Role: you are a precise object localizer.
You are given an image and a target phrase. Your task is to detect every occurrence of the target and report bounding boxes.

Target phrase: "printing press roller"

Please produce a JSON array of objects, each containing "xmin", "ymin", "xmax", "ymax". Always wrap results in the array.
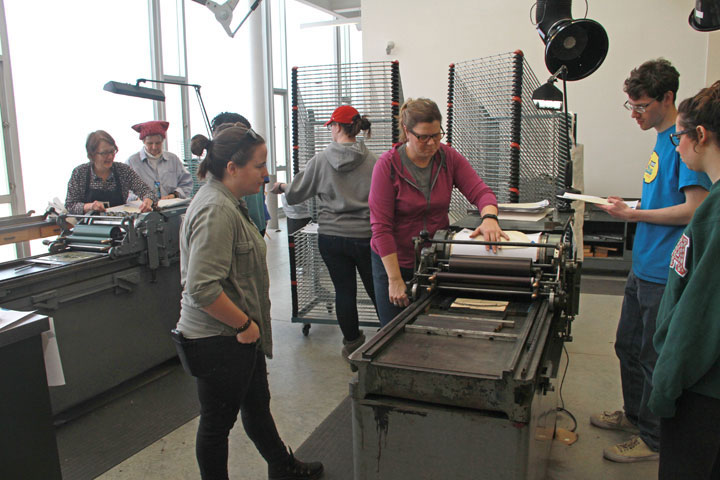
[{"xmin": 411, "ymin": 229, "xmax": 577, "ymax": 313}]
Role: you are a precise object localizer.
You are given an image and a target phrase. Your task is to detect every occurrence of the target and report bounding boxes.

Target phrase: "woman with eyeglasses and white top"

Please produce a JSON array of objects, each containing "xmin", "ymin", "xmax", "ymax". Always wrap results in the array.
[
  {"xmin": 65, "ymin": 130, "xmax": 156, "ymax": 215},
  {"xmin": 368, "ymin": 98, "xmax": 508, "ymax": 326}
]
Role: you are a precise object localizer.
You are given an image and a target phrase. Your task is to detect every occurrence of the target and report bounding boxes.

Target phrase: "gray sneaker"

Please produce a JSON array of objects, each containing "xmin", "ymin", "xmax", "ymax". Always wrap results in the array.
[
  {"xmin": 590, "ymin": 410, "xmax": 639, "ymax": 433},
  {"xmin": 603, "ymin": 435, "xmax": 659, "ymax": 463}
]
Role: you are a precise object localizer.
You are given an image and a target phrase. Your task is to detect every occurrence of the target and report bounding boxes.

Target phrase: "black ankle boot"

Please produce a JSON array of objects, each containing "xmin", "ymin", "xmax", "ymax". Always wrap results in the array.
[{"xmin": 268, "ymin": 448, "xmax": 324, "ymax": 480}]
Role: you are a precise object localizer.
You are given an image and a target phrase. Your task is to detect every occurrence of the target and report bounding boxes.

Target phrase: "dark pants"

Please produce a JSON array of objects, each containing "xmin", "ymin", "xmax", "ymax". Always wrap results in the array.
[
  {"xmin": 176, "ymin": 335, "xmax": 288, "ymax": 480},
  {"xmin": 615, "ymin": 271, "xmax": 664, "ymax": 451},
  {"xmin": 287, "ymin": 217, "xmax": 311, "ymax": 235},
  {"xmin": 317, "ymin": 234, "xmax": 376, "ymax": 341},
  {"xmin": 370, "ymin": 250, "xmax": 414, "ymax": 327},
  {"xmin": 659, "ymin": 390, "xmax": 720, "ymax": 480}
]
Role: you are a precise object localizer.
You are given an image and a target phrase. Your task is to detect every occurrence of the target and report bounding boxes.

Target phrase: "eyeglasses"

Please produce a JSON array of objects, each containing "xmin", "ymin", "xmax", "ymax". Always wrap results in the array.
[
  {"xmin": 408, "ymin": 127, "xmax": 445, "ymax": 143},
  {"xmin": 669, "ymin": 128, "xmax": 693, "ymax": 147},
  {"xmin": 623, "ymin": 99, "xmax": 655, "ymax": 114},
  {"xmin": 95, "ymin": 148, "xmax": 118, "ymax": 158}
]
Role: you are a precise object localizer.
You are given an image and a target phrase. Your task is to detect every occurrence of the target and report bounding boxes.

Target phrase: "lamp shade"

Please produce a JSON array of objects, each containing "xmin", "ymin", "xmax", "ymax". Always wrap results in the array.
[
  {"xmin": 689, "ymin": 0, "xmax": 720, "ymax": 31},
  {"xmin": 103, "ymin": 81, "xmax": 166, "ymax": 102},
  {"xmin": 536, "ymin": 0, "xmax": 609, "ymax": 81}
]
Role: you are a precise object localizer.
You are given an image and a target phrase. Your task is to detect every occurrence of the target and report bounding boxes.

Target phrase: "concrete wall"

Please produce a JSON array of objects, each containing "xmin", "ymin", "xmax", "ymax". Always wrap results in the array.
[{"xmin": 361, "ymin": 0, "xmax": 720, "ymax": 197}]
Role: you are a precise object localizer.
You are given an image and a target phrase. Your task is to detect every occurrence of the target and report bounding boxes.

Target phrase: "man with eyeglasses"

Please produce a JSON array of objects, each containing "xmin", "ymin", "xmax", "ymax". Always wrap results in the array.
[{"xmin": 591, "ymin": 58, "xmax": 711, "ymax": 463}]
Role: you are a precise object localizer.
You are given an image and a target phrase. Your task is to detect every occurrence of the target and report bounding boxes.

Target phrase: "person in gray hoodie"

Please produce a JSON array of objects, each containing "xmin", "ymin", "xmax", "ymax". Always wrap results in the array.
[{"xmin": 271, "ymin": 105, "xmax": 377, "ymax": 363}]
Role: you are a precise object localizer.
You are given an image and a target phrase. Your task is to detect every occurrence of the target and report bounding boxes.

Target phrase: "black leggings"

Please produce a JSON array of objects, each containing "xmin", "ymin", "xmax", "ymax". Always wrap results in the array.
[{"xmin": 659, "ymin": 390, "xmax": 720, "ymax": 480}]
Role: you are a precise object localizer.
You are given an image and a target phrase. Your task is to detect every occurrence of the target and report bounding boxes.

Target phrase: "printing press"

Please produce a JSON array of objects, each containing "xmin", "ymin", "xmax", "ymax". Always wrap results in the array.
[
  {"xmin": 349, "ymin": 211, "xmax": 581, "ymax": 480},
  {"xmin": 0, "ymin": 202, "xmax": 187, "ymax": 415}
]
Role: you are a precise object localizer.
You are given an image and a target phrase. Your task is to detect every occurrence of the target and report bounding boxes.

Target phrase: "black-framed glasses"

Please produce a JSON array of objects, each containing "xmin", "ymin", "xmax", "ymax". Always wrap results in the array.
[
  {"xmin": 669, "ymin": 128, "xmax": 693, "ymax": 147},
  {"xmin": 623, "ymin": 99, "xmax": 655, "ymax": 114},
  {"xmin": 408, "ymin": 127, "xmax": 445, "ymax": 143},
  {"xmin": 95, "ymin": 148, "xmax": 118, "ymax": 158}
]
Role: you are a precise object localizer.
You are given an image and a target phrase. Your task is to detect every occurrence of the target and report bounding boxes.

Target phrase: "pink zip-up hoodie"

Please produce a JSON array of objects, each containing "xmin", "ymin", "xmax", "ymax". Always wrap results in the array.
[{"xmin": 369, "ymin": 143, "xmax": 498, "ymax": 269}]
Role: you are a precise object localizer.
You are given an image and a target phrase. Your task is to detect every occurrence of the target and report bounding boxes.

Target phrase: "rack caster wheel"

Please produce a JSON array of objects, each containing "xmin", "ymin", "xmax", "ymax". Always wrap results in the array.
[{"xmin": 302, "ymin": 323, "xmax": 311, "ymax": 336}]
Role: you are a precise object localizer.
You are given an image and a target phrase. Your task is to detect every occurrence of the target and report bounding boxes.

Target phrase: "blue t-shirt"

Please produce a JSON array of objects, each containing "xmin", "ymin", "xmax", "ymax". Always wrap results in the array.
[{"xmin": 632, "ymin": 125, "xmax": 712, "ymax": 284}]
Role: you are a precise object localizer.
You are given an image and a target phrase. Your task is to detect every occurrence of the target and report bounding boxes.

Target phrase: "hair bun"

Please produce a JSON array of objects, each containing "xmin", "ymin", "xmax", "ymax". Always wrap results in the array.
[{"xmin": 190, "ymin": 134, "xmax": 211, "ymax": 156}]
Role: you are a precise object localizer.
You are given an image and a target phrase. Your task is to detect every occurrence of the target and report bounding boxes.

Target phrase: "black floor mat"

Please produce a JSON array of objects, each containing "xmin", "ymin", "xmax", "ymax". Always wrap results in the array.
[
  {"xmin": 295, "ymin": 396, "xmax": 353, "ymax": 480},
  {"xmin": 55, "ymin": 360, "xmax": 199, "ymax": 480}
]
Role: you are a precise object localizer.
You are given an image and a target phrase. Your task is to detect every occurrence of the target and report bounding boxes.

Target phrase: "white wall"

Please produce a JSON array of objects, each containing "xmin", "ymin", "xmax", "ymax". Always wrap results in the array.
[{"xmin": 361, "ymin": 0, "xmax": 720, "ymax": 197}]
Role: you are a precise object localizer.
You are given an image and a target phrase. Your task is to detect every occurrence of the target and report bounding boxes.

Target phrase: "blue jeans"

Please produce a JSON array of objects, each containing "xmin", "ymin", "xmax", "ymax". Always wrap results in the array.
[
  {"xmin": 615, "ymin": 270, "xmax": 664, "ymax": 451},
  {"xmin": 371, "ymin": 250, "xmax": 415, "ymax": 327},
  {"xmin": 174, "ymin": 334, "xmax": 288, "ymax": 480},
  {"xmin": 317, "ymin": 234, "xmax": 376, "ymax": 342}
]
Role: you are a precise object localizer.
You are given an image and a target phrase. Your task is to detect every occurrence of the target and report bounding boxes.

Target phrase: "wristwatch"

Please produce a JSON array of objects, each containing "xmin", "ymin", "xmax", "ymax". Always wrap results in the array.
[{"xmin": 480, "ymin": 213, "xmax": 499, "ymax": 224}]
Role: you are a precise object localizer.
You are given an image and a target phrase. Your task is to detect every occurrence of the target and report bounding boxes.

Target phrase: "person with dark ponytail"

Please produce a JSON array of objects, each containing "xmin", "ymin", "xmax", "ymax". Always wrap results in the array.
[
  {"xmin": 270, "ymin": 105, "xmax": 377, "ymax": 365},
  {"xmin": 648, "ymin": 80, "xmax": 720, "ymax": 480},
  {"xmin": 172, "ymin": 123, "xmax": 323, "ymax": 480}
]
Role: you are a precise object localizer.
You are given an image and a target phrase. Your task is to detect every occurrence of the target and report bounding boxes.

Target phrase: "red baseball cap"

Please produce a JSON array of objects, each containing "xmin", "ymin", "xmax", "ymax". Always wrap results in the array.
[
  {"xmin": 132, "ymin": 120, "xmax": 170, "ymax": 140},
  {"xmin": 324, "ymin": 105, "xmax": 359, "ymax": 126}
]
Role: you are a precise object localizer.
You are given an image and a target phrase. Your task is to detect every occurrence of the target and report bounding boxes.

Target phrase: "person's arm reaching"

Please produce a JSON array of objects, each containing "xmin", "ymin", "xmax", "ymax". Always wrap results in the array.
[{"xmin": 600, "ymin": 185, "xmax": 708, "ymax": 225}]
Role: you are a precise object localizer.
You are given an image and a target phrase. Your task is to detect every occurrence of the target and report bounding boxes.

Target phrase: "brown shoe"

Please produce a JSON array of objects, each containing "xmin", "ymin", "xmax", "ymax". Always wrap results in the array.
[
  {"xmin": 590, "ymin": 410, "xmax": 639, "ymax": 433},
  {"xmin": 603, "ymin": 435, "xmax": 659, "ymax": 463}
]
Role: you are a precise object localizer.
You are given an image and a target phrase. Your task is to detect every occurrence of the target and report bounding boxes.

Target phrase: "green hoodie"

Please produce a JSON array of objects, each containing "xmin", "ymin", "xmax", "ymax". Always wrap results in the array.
[{"xmin": 650, "ymin": 180, "xmax": 720, "ymax": 417}]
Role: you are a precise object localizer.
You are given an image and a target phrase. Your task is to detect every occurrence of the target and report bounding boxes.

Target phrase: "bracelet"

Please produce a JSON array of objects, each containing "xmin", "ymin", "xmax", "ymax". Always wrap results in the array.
[
  {"xmin": 480, "ymin": 213, "xmax": 499, "ymax": 224},
  {"xmin": 236, "ymin": 317, "xmax": 252, "ymax": 334}
]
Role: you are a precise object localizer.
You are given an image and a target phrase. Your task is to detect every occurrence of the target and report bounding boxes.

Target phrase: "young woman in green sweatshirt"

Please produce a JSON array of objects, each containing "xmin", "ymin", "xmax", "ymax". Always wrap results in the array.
[{"xmin": 649, "ymin": 80, "xmax": 720, "ymax": 479}]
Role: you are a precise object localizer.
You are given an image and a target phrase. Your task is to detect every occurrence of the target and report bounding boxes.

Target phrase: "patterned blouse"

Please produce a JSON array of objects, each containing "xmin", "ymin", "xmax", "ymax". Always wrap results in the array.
[{"xmin": 65, "ymin": 162, "xmax": 157, "ymax": 215}]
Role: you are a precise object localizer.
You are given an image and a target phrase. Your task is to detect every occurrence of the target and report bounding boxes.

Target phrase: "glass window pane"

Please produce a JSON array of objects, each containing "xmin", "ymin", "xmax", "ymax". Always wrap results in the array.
[
  {"xmin": 286, "ymin": 1, "xmax": 336, "ymax": 68},
  {"xmin": 185, "ymin": 4, "xmax": 254, "ymax": 137},
  {"xmin": 4, "ymin": 0, "xmax": 152, "ymax": 216},
  {"xmin": 271, "ymin": 0, "xmax": 287, "ymax": 89},
  {"xmin": 0, "ymin": 94, "xmax": 10, "ymax": 196},
  {"xmin": 160, "ymin": 0, "xmax": 186, "ymax": 77},
  {"xmin": 273, "ymin": 93, "xmax": 287, "ymax": 173}
]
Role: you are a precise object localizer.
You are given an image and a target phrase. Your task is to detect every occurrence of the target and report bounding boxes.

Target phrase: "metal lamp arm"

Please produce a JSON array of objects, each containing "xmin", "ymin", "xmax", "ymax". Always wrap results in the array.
[{"xmin": 136, "ymin": 78, "xmax": 211, "ymax": 136}]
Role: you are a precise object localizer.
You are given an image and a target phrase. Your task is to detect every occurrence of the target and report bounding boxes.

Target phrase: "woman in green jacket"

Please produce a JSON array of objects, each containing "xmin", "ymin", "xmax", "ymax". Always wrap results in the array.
[
  {"xmin": 649, "ymin": 80, "xmax": 720, "ymax": 480},
  {"xmin": 173, "ymin": 124, "xmax": 323, "ymax": 480}
]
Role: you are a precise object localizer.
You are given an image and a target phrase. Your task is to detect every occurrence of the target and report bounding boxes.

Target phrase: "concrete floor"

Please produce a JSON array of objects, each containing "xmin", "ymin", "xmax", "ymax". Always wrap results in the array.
[{"xmin": 97, "ymin": 222, "xmax": 658, "ymax": 480}]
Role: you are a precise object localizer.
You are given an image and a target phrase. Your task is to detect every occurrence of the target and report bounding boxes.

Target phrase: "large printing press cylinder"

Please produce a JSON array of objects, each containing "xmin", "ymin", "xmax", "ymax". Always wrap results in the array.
[
  {"xmin": 62, "ymin": 222, "xmax": 124, "ymax": 252},
  {"xmin": 420, "ymin": 229, "xmax": 562, "ymax": 299}
]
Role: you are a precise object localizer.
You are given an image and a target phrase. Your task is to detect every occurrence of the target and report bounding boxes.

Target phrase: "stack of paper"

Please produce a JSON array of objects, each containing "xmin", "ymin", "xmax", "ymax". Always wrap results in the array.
[{"xmin": 497, "ymin": 200, "xmax": 552, "ymax": 222}]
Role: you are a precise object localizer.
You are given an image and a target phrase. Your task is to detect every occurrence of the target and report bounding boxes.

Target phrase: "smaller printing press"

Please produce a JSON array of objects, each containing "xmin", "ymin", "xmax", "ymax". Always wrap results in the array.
[
  {"xmin": 0, "ymin": 203, "xmax": 186, "ymax": 415},
  {"xmin": 349, "ymin": 212, "xmax": 581, "ymax": 480}
]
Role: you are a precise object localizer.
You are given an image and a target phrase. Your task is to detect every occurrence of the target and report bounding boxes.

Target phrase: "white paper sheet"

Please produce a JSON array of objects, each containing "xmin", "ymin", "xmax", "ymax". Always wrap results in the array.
[
  {"xmin": 0, "ymin": 308, "xmax": 37, "ymax": 331},
  {"xmin": 449, "ymin": 229, "xmax": 542, "ymax": 260},
  {"xmin": 558, "ymin": 193, "xmax": 638, "ymax": 209},
  {"xmin": 42, "ymin": 317, "xmax": 65, "ymax": 386}
]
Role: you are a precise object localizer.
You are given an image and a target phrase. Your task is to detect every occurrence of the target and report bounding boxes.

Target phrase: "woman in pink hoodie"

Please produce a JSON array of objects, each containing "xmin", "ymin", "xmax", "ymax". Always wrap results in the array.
[{"xmin": 369, "ymin": 98, "xmax": 507, "ymax": 325}]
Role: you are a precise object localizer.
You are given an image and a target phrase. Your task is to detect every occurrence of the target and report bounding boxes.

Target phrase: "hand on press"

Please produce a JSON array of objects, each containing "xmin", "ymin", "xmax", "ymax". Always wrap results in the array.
[{"xmin": 388, "ymin": 277, "xmax": 410, "ymax": 308}]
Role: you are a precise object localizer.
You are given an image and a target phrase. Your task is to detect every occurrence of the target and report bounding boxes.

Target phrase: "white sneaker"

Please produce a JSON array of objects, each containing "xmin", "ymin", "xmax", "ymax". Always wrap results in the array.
[
  {"xmin": 590, "ymin": 410, "xmax": 639, "ymax": 433},
  {"xmin": 603, "ymin": 435, "xmax": 659, "ymax": 463}
]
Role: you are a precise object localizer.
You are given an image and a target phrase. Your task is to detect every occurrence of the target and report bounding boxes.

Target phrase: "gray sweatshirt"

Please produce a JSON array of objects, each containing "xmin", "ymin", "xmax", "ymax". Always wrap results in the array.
[{"xmin": 285, "ymin": 140, "xmax": 376, "ymax": 238}]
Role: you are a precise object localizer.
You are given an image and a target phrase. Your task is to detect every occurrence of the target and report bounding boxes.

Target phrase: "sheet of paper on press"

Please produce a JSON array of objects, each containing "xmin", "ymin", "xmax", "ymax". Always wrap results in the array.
[
  {"xmin": 558, "ymin": 192, "xmax": 638, "ymax": 209},
  {"xmin": 450, "ymin": 229, "xmax": 542, "ymax": 260}
]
